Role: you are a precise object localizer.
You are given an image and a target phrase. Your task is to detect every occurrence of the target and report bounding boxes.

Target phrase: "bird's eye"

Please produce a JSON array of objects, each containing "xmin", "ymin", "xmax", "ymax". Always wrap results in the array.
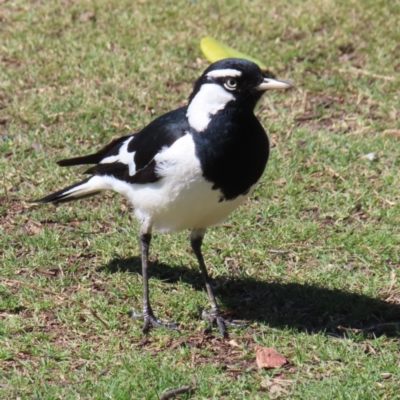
[{"xmin": 224, "ymin": 78, "xmax": 237, "ymax": 90}]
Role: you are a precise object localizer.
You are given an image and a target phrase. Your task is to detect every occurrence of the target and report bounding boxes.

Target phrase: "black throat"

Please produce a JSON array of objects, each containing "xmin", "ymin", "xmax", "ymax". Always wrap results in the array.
[{"xmin": 192, "ymin": 105, "xmax": 269, "ymax": 201}]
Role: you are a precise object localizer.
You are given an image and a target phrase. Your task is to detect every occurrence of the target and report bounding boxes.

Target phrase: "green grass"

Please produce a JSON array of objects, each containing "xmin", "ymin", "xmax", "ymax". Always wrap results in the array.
[{"xmin": 1, "ymin": 0, "xmax": 400, "ymax": 398}]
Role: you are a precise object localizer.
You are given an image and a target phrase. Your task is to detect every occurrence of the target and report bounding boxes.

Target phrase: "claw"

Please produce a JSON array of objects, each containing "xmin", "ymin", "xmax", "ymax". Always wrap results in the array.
[
  {"xmin": 130, "ymin": 309, "xmax": 180, "ymax": 333},
  {"xmin": 198, "ymin": 307, "xmax": 246, "ymax": 337},
  {"xmin": 130, "ymin": 309, "xmax": 143, "ymax": 319}
]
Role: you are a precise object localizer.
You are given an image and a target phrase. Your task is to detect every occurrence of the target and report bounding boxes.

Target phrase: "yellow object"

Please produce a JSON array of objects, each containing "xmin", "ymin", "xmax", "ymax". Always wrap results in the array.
[{"xmin": 200, "ymin": 37, "xmax": 267, "ymax": 70}]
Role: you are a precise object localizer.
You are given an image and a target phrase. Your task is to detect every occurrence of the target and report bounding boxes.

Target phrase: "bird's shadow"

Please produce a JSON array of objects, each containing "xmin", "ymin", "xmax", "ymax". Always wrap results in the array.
[{"xmin": 102, "ymin": 256, "xmax": 400, "ymax": 338}]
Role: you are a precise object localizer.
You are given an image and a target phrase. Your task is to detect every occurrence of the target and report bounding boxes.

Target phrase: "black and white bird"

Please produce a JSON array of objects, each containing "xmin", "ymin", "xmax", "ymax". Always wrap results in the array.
[{"xmin": 33, "ymin": 58, "xmax": 291, "ymax": 337}]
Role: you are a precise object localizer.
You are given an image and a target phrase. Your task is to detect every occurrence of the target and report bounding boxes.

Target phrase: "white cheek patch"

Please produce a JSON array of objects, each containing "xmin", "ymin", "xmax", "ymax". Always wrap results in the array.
[
  {"xmin": 100, "ymin": 137, "xmax": 136, "ymax": 176},
  {"xmin": 186, "ymin": 83, "xmax": 235, "ymax": 132},
  {"xmin": 206, "ymin": 69, "xmax": 242, "ymax": 78}
]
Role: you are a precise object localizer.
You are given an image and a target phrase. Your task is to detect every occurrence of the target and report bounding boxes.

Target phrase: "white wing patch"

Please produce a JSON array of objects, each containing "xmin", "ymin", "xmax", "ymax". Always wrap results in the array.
[
  {"xmin": 100, "ymin": 137, "xmax": 136, "ymax": 176},
  {"xmin": 186, "ymin": 83, "xmax": 235, "ymax": 132}
]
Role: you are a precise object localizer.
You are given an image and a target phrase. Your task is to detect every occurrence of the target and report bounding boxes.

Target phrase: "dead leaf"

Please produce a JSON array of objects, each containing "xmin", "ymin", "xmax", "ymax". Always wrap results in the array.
[
  {"xmin": 255, "ymin": 346, "xmax": 287, "ymax": 369},
  {"xmin": 260, "ymin": 379, "xmax": 271, "ymax": 388},
  {"xmin": 228, "ymin": 339, "xmax": 240, "ymax": 348},
  {"xmin": 274, "ymin": 178, "xmax": 287, "ymax": 186},
  {"xmin": 382, "ymin": 129, "xmax": 400, "ymax": 139},
  {"xmin": 270, "ymin": 383, "xmax": 288, "ymax": 394},
  {"xmin": 79, "ymin": 12, "xmax": 96, "ymax": 22}
]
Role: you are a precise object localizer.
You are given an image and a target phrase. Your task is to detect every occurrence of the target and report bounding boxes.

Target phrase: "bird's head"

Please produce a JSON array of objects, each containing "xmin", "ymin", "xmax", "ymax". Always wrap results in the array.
[
  {"xmin": 189, "ymin": 58, "xmax": 291, "ymax": 104},
  {"xmin": 187, "ymin": 58, "xmax": 291, "ymax": 131}
]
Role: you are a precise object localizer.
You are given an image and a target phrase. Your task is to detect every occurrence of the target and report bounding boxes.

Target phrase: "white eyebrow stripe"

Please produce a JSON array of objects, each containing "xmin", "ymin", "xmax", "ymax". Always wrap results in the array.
[{"xmin": 206, "ymin": 69, "xmax": 242, "ymax": 78}]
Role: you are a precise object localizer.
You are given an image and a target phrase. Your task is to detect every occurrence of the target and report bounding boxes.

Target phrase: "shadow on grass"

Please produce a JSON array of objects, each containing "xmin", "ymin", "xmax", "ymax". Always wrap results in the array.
[{"xmin": 103, "ymin": 256, "xmax": 400, "ymax": 339}]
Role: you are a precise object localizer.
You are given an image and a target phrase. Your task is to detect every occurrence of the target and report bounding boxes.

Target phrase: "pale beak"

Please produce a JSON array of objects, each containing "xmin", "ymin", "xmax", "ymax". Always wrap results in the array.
[{"xmin": 256, "ymin": 78, "xmax": 292, "ymax": 91}]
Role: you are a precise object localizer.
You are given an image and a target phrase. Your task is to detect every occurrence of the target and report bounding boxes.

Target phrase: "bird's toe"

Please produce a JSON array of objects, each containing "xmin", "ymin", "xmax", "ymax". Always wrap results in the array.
[
  {"xmin": 130, "ymin": 309, "xmax": 180, "ymax": 333},
  {"xmin": 198, "ymin": 307, "xmax": 246, "ymax": 338}
]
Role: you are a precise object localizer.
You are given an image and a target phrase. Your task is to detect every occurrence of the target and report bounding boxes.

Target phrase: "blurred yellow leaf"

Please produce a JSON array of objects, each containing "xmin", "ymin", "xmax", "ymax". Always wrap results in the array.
[{"xmin": 200, "ymin": 37, "xmax": 267, "ymax": 70}]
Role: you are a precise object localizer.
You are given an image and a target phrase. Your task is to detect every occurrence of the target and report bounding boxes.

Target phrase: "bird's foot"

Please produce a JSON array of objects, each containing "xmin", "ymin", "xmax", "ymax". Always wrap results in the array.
[
  {"xmin": 198, "ymin": 307, "xmax": 246, "ymax": 338},
  {"xmin": 130, "ymin": 309, "xmax": 180, "ymax": 334}
]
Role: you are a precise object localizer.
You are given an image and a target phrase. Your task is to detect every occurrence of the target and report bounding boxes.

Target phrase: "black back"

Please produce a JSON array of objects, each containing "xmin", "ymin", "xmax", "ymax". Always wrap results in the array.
[
  {"xmin": 61, "ymin": 107, "xmax": 189, "ymax": 184},
  {"xmin": 127, "ymin": 107, "xmax": 189, "ymax": 170}
]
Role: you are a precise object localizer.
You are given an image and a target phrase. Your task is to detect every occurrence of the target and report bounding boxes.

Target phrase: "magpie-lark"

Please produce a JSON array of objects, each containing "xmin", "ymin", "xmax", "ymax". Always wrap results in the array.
[{"xmin": 33, "ymin": 58, "xmax": 291, "ymax": 337}]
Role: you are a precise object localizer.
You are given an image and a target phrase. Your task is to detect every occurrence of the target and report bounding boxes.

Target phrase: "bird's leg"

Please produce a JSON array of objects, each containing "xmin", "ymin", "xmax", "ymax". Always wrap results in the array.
[
  {"xmin": 130, "ymin": 225, "xmax": 179, "ymax": 333},
  {"xmin": 190, "ymin": 229, "xmax": 245, "ymax": 338}
]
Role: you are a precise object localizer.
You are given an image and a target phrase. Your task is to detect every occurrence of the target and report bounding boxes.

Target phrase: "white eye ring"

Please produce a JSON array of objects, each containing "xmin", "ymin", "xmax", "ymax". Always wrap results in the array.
[{"xmin": 224, "ymin": 78, "xmax": 237, "ymax": 90}]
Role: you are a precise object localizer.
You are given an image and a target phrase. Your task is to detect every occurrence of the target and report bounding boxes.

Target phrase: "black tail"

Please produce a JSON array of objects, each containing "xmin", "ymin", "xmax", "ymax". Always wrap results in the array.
[
  {"xmin": 57, "ymin": 135, "xmax": 132, "ymax": 167},
  {"xmin": 32, "ymin": 178, "xmax": 102, "ymax": 204}
]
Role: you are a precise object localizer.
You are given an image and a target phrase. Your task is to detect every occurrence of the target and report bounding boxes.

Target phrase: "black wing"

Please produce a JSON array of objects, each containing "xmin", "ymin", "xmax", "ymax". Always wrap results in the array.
[{"xmin": 58, "ymin": 106, "xmax": 189, "ymax": 184}]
